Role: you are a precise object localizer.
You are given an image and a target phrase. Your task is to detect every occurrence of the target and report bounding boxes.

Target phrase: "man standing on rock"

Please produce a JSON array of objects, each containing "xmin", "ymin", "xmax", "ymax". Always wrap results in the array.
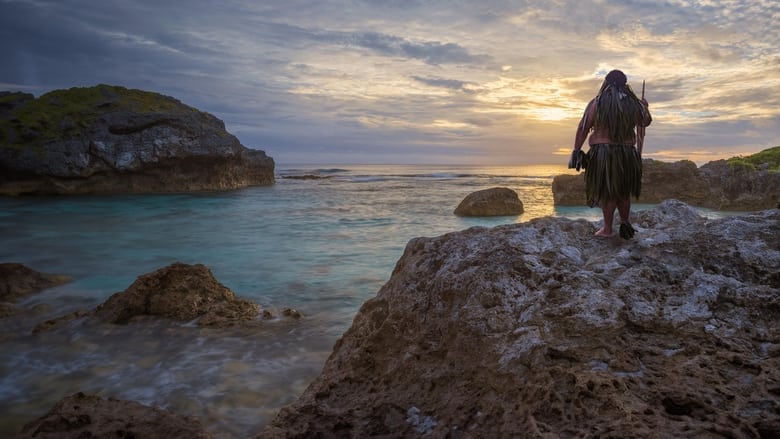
[{"xmin": 571, "ymin": 69, "xmax": 652, "ymax": 238}]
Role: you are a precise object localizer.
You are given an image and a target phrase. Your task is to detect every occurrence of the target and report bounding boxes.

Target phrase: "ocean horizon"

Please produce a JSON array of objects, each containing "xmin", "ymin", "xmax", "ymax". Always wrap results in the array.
[{"xmin": 0, "ymin": 163, "xmax": 735, "ymax": 437}]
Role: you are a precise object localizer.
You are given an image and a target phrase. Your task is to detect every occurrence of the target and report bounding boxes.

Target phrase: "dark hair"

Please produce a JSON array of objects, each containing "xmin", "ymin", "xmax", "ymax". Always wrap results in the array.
[
  {"xmin": 605, "ymin": 69, "xmax": 627, "ymax": 86},
  {"xmin": 593, "ymin": 70, "xmax": 648, "ymax": 143}
]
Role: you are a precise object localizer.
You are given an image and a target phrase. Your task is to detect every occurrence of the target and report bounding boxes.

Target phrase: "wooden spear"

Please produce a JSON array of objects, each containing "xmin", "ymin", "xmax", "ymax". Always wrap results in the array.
[{"xmin": 637, "ymin": 80, "xmax": 646, "ymax": 157}]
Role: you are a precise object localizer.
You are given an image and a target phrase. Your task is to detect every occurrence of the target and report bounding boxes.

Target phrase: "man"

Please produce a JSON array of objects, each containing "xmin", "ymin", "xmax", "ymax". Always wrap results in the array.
[{"xmin": 572, "ymin": 69, "xmax": 652, "ymax": 239}]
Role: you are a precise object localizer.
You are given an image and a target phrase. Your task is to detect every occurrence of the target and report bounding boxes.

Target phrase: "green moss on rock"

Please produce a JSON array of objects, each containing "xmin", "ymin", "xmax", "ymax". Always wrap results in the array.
[
  {"xmin": 727, "ymin": 146, "xmax": 780, "ymax": 172},
  {"xmin": 0, "ymin": 84, "xmax": 205, "ymax": 149}
]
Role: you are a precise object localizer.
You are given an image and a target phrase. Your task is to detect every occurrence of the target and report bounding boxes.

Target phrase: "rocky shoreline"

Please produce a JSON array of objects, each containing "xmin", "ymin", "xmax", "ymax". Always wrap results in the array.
[
  {"xmin": 3, "ymin": 201, "xmax": 778, "ymax": 437},
  {"xmin": 552, "ymin": 152, "xmax": 780, "ymax": 211}
]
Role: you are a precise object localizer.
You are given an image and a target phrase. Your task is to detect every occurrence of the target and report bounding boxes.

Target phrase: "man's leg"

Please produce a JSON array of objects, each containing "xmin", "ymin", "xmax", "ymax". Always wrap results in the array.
[
  {"xmin": 595, "ymin": 199, "xmax": 617, "ymax": 236},
  {"xmin": 617, "ymin": 197, "xmax": 631, "ymax": 224}
]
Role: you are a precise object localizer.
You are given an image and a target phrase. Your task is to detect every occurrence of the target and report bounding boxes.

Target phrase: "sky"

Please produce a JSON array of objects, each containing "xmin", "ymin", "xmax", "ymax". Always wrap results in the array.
[{"xmin": 1, "ymin": 0, "xmax": 779, "ymax": 165}]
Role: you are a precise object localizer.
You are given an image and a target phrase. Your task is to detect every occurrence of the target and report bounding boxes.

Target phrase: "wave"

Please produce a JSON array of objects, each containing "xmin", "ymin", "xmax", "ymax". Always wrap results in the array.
[{"xmin": 278, "ymin": 165, "xmax": 564, "ymax": 183}]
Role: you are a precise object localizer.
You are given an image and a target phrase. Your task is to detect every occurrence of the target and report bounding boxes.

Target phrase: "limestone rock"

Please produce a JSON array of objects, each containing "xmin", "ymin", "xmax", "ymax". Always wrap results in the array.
[
  {"xmin": 699, "ymin": 159, "xmax": 780, "ymax": 210},
  {"xmin": 95, "ymin": 262, "xmax": 261, "ymax": 326},
  {"xmin": 260, "ymin": 200, "xmax": 779, "ymax": 438},
  {"xmin": 553, "ymin": 155, "xmax": 780, "ymax": 211},
  {"xmin": 0, "ymin": 263, "xmax": 71, "ymax": 302},
  {"xmin": 454, "ymin": 187, "xmax": 524, "ymax": 217},
  {"xmin": 15, "ymin": 392, "xmax": 213, "ymax": 439},
  {"xmin": 0, "ymin": 85, "xmax": 275, "ymax": 195}
]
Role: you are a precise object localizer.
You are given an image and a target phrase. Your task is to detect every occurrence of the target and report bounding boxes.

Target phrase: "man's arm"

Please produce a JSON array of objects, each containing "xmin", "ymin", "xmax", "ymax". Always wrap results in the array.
[{"xmin": 573, "ymin": 99, "xmax": 595, "ymax": 151}]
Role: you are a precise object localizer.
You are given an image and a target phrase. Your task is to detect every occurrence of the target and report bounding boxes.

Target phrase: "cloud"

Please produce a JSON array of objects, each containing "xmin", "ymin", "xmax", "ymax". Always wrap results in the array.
[
  {"xmin": 411, "ymin": 76, "xmax": 473, "ymax": 92},
  {"xmin": 1, "ymin": 0, "xmax": 779, "ymax": 164}
]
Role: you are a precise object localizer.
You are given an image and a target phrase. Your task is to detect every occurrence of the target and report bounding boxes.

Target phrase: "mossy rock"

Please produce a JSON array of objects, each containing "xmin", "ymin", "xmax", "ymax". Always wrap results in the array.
[
  {"xmin": 726, "ymin": 146, "xmax": 780, "ymax": 172},
  {"xmin": 0, "ymin": 85, "xmax": 207, "ymax": 149}
]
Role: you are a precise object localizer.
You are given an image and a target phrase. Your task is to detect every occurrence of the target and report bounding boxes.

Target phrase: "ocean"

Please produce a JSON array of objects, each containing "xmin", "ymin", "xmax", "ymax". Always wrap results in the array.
[{"xmin": 0, "ymin": 164, "xmax": 727, "ymax": 437}]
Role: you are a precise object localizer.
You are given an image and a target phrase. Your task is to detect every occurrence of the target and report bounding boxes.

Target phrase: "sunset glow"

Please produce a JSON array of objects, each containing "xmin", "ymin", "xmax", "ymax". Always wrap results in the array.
[{"xmin": 1, "ymin": 0, "xmax": 779, "ymax": 164}]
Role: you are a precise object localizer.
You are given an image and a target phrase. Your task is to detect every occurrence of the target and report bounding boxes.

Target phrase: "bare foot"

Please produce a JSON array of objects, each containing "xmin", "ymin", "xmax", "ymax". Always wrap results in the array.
[{"xmin": 594, "ymin": 228, "xmax": 613, "ymax": 237}]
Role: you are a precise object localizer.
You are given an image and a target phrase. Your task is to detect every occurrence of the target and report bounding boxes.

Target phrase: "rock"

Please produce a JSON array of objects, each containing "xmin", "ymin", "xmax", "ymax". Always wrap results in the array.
[
  {"xmin": 94, "ymin": 262, "xmax": 261, "ymax": 326},
  {"xmin": 553, "ymin": 152, "xmax": 780, "ymax": 211},
  {"xmin": 0, "ymin": 263, "xmax": 71, "ymax": 302},
  {"xmin": 260, "ymin": 200, "xmax": 779, "ymax": 438},
  {"xmin": 15, "ymin": 392, "xmax": 213, "ymax": 439},
  {"xmin": 31, "ymin": 310, "xmax": 90, "ymax": 333},
  {"xmin": 454, "ymin": 187, "xmax": 524, "ymax": 216},
  {"xmin": 699, "ymin": 159, "xmax": 780, "ymax": 210},
  {"xmin": 0, "ymin": 301, "xmax": 18, "ymax": 318},
  {"xmin": 551, "ymin": 172, "xmax": 585, "ymax": 205},
  {"xmin": 0, "ymin": 85, "xmax": 275, "ymax": 195},
  {"xmin": 640, "ymin": 159, "xmax": 712, "ymax": 205},
  {"xmin": 282, "ymin": 308, "xmax": 303, "ymax": 319}
]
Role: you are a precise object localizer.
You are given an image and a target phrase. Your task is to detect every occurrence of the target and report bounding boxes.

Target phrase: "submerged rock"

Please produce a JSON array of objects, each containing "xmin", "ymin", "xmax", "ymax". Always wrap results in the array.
[
  {"xmin": 16, "ymin": 392, "xmax": 213, "ymax": 439},
  {"xmin": 454, "ymin": 187, "xmax": 524, "ymax": 217},
  {"xmin": 95, "ymin": 262, "xmax": 260, "ymax": 326},
  {"xmin": 0, "ymin": 263, "xmax": 72, "ymax": 302},
  {"xmin": 0, "ymin": 85, "xmax": 275, "ymax": 195},
  {"xmin": 0, "ymin": 262, "xmax": 71, "ymax": 319},
  {"xmin": 260, "ymin": 200, "xmax": 779, "ymax": 438}
]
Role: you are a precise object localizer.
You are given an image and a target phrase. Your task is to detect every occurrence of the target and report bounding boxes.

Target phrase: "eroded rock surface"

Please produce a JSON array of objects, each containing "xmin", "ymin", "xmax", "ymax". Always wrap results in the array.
[
  {"xmin": 0, "ymin": 263, "xmax": 71, "ymax": 318},
  {"xmin": 454, "ymin": 187, "xmax": 524, "ymax": 217},
  {"xmin": 260, "ymin": 201, "xmax": 779, "ymax": 438},
  {"xmin": 0, "ymin": 85, "xmax": 274, "ymax": 195},
  {"xmin": 15, "ymin": 392, "xmax": 214, "ymax": 439},
  {"xmin": 553, "ymin": 157, "xmax": 780, "ymax": 210},
  {"xmin": 95, "ymin": 262, "xmax": 260, "ymax": 326},
  {"xmin": 0, "ymin": 263, "xmax": 71, "ymax": 302}
]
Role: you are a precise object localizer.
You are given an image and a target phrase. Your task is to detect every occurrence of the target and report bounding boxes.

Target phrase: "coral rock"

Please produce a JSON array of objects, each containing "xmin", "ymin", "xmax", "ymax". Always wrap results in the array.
[
  {"xmin": 454, "ymin": 187, "xmax": 524, "ymax": 217},
  {"xmin": 260, "ymin": 200, "xmax": 780, "ymax": 438}
]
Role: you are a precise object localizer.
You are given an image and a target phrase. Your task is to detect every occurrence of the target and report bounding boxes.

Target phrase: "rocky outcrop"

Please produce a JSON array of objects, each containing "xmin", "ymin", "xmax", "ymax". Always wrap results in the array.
[
  {"xmin": 15, "ymin": 392, "xmax": 214, "ymax": 439},
  {"xmin": 699, "ymin": 159, "xmax": 780, "ymax": 210},
  {"xmin": 260, "ymin": 201, "xmax": 779, "ymax": 438},
  {"xmin": 0, "ymin": 85, "xmax": 274, "ymax": 195},
  {"xmin": 25, "ymin": 263, "xmax": 306, "ymax": 334},
  {"xmin": 0, "ymin": 263, "xmax": 71, "ymax": 317},
  {"xmin": 31, "ymin": 262, "xmax": 304, "ymax": 332},
  {"xmin": 0, "ymin": 263, "xmax": 71, "ymax": 301},
  {"xmin": 454, "ymin": 187, "xmax": 524, "ymax": 217},
  {"xmin": 553, "ymin": 156, "xmax": 780, "ymax": 211},
  {"xmin": 93, "ymin": 262, "xmax": 260, "ymax": 326}
]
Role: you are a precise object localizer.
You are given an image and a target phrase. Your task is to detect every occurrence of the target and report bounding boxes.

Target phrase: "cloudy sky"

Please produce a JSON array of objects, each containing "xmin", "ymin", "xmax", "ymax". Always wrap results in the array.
[{"xmin": 1, "ymin": 0, "xmax": 778, "ymax": 165}]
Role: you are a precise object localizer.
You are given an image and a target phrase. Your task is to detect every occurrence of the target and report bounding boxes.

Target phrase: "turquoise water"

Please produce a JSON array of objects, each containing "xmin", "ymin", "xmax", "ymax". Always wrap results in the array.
[{"xmin": 0, "ymin": 164, "xmax": 728, "ymax": 437}]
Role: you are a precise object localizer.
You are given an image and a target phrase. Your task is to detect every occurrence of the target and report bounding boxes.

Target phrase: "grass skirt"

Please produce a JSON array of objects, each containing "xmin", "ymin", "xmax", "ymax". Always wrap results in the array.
[{"xmin": 584, "ymin": 143, "xmax": 642, "ymax": 207}]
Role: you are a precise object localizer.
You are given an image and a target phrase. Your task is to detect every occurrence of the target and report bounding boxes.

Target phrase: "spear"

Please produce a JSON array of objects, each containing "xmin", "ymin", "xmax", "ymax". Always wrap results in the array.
[{"xmin": 637, "ymin": 80, "xmax": 646, "ymax": 157}]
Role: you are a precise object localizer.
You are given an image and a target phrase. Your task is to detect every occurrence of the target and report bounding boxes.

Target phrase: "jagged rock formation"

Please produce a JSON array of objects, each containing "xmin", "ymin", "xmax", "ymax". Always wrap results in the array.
[
  {"xmin": 260, "ymin": 201, "xmax": 779, "ymax": 438},
  {"xmin": 0, "ymin": 86, "xmax": 274, "ymax": 195},
  {"xmin": 553, "ymin": 155, "xmax": 780, "ymax": 210},
  {"xmin": 454, "ymin": 187, "xmax": 524, "ymax": 217},
  {"xmin": 15, "ymin": 392, "xmax": 214, "ymax": 439}
]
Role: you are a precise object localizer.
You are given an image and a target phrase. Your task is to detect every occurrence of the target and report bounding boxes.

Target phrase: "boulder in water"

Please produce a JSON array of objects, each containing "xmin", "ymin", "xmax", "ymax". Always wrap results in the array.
[
  {"xmin": 454, "ymin": 187, "xmax": 524, "ymax": 217},
  {"xmin": 95, "ymin": 262, "xmax": 260, "ymax": 326}
]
